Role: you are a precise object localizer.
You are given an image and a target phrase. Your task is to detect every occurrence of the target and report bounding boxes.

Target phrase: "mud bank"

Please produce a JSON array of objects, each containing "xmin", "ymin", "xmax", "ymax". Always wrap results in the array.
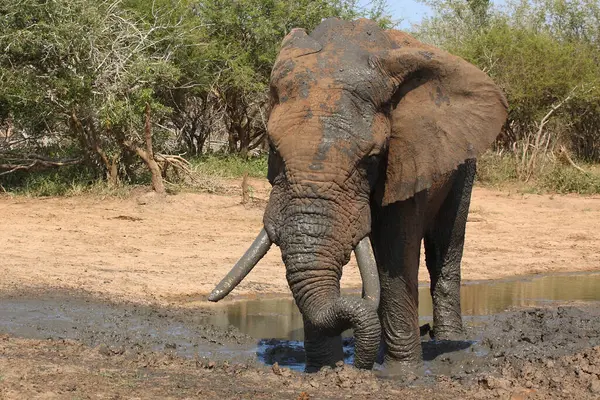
[
  {"xmin": 0, "ymin": 286, "xmax": 599, "ymax": 399},
  {"xmin": 0, "ymin": 289, "xmax": 255, "ymax": 362}
]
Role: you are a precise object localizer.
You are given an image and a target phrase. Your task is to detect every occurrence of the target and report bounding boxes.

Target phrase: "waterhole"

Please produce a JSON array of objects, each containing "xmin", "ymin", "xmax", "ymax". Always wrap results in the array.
[
  {"xmin": 1, "ymin": 272, "xmax": 598, "ymax": 371},
  {"xmin": 207, "ymin": 272, "xmax": 600, "ymax": 369},
  {"xmin": 203, "ymin": 272, "xmax": 600, "ymax": 341}
]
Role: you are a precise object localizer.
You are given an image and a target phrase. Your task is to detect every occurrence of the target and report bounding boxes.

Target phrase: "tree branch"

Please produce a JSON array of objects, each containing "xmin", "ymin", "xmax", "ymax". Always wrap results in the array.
[{"xmin": 0, "ymin": 156, "xmax": 82, "ymax": 176}]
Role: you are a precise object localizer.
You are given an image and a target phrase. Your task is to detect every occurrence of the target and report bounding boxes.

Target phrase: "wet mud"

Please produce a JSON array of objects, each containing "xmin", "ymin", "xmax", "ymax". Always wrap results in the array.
[
  {"xmin": 0, "ymin": 289, "xmax": 255, "ymax": 363},
  {"xmin": 1, "ymin": 276, "xmax": 600, "ymax": 399}
]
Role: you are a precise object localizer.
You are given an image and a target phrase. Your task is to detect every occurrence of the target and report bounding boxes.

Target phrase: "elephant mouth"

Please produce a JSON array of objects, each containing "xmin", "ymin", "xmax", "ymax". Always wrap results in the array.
[{"xmin": 207, "ymin": 229, "xmax": 380, "ymax": 310}]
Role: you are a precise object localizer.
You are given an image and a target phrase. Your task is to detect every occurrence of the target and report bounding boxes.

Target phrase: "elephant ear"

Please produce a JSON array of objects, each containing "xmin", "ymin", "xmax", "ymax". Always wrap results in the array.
[{"xmin": 379, "ymin": 43, "xmax": 508, "ymax": 205}]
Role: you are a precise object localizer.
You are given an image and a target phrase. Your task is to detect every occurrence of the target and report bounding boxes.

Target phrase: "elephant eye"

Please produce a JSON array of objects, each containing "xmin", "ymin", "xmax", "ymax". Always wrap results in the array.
[
  {"xmin": 361, "ymin": 154, "xmax": 381, "ymax": 190},
  {"xmin": 363, "ymin": 154, "xmax": 380, "ymax": 166},
  {"xmin": 267, "ymin": 144, "xmax": 285, "ymax": 185}
]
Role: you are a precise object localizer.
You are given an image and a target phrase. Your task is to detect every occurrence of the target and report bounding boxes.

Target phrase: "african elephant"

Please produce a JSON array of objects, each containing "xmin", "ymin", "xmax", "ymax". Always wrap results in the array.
[{"xmin": 209, "ymin": 18, "xmax": 507, "ymax": 371}]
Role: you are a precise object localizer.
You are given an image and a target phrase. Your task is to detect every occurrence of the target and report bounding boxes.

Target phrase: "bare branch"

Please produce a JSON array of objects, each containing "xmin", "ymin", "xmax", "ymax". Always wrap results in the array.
[{"xmin": 0, "ymin": 156, "xmax": 82, "ymax": 176}]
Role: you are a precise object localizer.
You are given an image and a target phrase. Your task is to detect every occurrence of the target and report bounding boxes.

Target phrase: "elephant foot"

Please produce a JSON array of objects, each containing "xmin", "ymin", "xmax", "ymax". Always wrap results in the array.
[
  {"xmin": 381, "ymin": 344, "xmax": 422, "ymax": 365},
  {"xmin": 303, "ymin": 321, "xmax": 344, "ymax": 373},
  {"xmin": 431, "ymin": 326, "xmax": 466, "ymax": 341}
]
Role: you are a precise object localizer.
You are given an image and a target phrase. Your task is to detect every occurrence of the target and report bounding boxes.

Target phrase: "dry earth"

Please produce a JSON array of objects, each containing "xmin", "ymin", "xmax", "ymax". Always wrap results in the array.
[
  {"xmin": 1, "ymin": 179, "xmax": 599, "ymax": 399},
  {"xmin": 0, "ymin": 179, "xmax": 599, "ymax": 304}
]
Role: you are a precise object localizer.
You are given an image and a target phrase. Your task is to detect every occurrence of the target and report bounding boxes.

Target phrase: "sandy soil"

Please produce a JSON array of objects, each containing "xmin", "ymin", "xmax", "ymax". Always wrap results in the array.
[{"xmin": 0, "ymin": 179, "xmax": 598, "ymax": 304}]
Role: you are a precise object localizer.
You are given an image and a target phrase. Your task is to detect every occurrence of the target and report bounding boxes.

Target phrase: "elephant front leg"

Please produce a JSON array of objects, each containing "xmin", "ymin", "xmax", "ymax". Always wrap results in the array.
[
  {"xmin": 371, "ymin": 197, "xmax": 426, "ymax": 364},
  {"xmin": 378, "ymin": 267, "xmax": 421, "ymax": 363},
  {"xmin": 303, "ymin": 318, "xmax": 344, "ymax": 372}
]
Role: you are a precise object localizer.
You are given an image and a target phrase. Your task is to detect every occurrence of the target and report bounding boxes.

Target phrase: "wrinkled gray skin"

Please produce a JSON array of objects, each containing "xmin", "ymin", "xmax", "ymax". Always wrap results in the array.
[{"xmin": 210, "ymin": 18, "xmax": 507, "ymax": 372}]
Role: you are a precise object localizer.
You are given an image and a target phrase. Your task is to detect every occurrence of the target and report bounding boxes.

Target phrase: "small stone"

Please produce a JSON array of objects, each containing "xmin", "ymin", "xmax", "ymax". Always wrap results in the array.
[
  {"xmin": 64, "ymin": 384, "xmax": 76, "ymax": 392},
  {"xmin": 319, "ymin": 366, "xmax": 333, "ymax": 376},
  {"xmin": 309, "ymin": 380, "xmax": 320, "ymax": 388},
  {"xmin": 589, "ymin": 380, "xmax": 600, "ymax": 394},
  {"xmin": 98, "ymin": 344, "xmax": 111, "ymax": 356},
  {"xmin": 335, "ymin": 360, "xmax": 345, "ymax": 368},
  {"xmin": 165, "ymin": 343, "xmax": 176, "ymax": 350},
  {"xmin": 551, "ymin": 377, "xmax": 562, "ymax": 385},
  {"xmin": 339, "ymin": 379, "xmax": 352, "ymax": 389},
  {"xmin": 207, "ymin": 361, "xmax": 216, "ymax": 369},
  {"xmin": 272, "ymin": 362, "xmax": 282, "ymax": 375},
  {"xmin": 510, "ymin": 388, "xmax": 535, "ymax": 400},
  {"xmin": 481, "ymin": 376, "xmax": 510, "ymax": 391},
  {"xmin": 297, "ymin": 392, "xmax": 310, "ymax": 400}
]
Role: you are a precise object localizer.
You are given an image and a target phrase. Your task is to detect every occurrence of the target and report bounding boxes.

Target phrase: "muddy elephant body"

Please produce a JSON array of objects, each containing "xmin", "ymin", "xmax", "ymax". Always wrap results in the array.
[{"xmin": 210, "ymin": 18, "xmax": 507, "ymax": 371}]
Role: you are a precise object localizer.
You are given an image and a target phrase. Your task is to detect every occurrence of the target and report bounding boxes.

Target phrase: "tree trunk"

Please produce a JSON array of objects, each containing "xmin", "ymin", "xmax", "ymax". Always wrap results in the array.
[
  {"xmin": 123, "ymin": 104, "xmax": 165, "ymax": 194},
  {"xmin": 93, "ymin": 139, "xmax": 119, "ymax": 186}
]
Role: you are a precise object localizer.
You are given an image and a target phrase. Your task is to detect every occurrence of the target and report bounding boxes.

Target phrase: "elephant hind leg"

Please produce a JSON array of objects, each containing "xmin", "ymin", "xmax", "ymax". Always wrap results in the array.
[{"xmin": 424, "ymin": 159, "xmax": 476, "ymax": 340}]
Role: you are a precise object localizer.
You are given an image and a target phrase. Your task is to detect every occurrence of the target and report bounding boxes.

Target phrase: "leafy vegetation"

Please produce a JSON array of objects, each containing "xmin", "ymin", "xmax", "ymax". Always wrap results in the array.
[
  {"xmin": 190, "ymin": 154, "xmax": 268, "ymax": 179},
  {"xmin": 477, "ymin": 150, "xmax": 600, "ymax": 194},
  {"xmin": 416, "ymin": 0, "xmax": 600, "ymax": 193},
  {"xmin": 1, "ymin": 0, "xmax": 599, "ymax": 196},
  {"xmin": 0, "ymin": 0, "xmax": 390, "ymax": 193}
]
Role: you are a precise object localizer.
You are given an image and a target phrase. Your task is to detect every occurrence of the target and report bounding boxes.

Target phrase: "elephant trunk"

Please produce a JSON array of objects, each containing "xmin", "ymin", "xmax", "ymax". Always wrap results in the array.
[{"xmin": 284, "ymin": 238, "xmax": 381, "ymax": 369}]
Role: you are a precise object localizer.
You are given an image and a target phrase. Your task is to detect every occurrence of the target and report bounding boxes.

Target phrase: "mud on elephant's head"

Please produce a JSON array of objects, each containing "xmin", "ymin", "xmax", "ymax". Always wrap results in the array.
[{"xmin": 210, "ymin": 18, "xmax": 507, "ymax": 370}]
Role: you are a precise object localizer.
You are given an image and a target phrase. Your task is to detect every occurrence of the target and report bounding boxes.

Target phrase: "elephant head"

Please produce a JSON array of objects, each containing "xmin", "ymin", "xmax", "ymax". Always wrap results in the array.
[{"xmin": 209, "ymin": 18, "xmax": 507, "ymax": 370}]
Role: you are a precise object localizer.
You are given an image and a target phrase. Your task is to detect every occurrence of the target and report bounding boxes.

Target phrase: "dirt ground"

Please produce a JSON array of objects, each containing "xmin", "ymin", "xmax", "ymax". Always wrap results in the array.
[
  {"xmin": 0, "ymin": 299, "xmax": 599, "ymax": 399},
  {"xmin": 0, "ymin": 179, "xmax": 599, "ymax": 304},
  {"xmin": 1, "ymin": 179, "xmax": 600, "ymax": 399}
]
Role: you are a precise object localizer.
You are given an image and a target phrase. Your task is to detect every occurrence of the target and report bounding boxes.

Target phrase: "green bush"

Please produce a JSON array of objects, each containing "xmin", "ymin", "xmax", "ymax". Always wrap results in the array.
[
  {"xmin": 190, "ymin": 154, "xmax": 268, "ymax": 179},
  {"xmin": 540, "ymin": 164, "xmax": 600, "ymax": 195},
  {"xmin": 476, "ymin": 151, "xmax": 600, "ymax": 195},
  {"xmin": 476, "ymin": 151, "xmax": 520, "ymax": 188},
  {"xmin": 1, "ymin": 167, "xmax": 98, "ymax": 197},
  {"xmin": 415, "ymin": 0, "xmax": 600, "ymax": 162}
]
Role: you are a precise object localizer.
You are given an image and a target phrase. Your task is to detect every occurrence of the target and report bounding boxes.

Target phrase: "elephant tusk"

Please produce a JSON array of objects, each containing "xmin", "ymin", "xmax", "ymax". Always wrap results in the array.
[
  {"xmin": 354, "ymin": 236, "xmax": 380, "ymax": 310},
  {"xmin": 208, "ymin": 228, "xmax": 272, "ymax": 302}
]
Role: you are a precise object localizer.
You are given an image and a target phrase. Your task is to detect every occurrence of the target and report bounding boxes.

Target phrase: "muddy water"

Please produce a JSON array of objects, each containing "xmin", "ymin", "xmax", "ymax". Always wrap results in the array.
[
  {"xmin": 204, "ymin": 272, "xmax": 600, "ymax": 340},
  {"xmin": 0, "ymin": 273, "xmax": 598, "ymax": 372}
]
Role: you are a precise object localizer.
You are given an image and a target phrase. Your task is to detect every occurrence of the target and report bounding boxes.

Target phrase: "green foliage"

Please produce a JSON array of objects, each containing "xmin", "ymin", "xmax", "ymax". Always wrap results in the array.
[
  {"xmin": 0, "ymin": 0, "xmax": 186, "ymax": 185},
  {"xmin": 1, "ymin": 0, "xmax": 393, "ymax": 193},
  {"xmin": 540, "ymin": 163, "xmax": 600, "ymax": 195},
  {"xmin": 190, "ymin": 154, "xmax": 268, "ymax": 178},
  {"xmin": 476, "ymin": 151, "xmax": 600, "ymax": 194},
  {"xmin": 416, "ymin": 0, "xmax": 600, "ymax": 162},
  {"xmin": 1, "ymin": 166, "xmax": 97, "ymax": 197},
  {"xmin": 0, "ymin": 0, "xmax": 174, "ymax": 131},
  {"xmin": 476, "ymin": 151, "xmax": 520, "ymax": 187}
]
